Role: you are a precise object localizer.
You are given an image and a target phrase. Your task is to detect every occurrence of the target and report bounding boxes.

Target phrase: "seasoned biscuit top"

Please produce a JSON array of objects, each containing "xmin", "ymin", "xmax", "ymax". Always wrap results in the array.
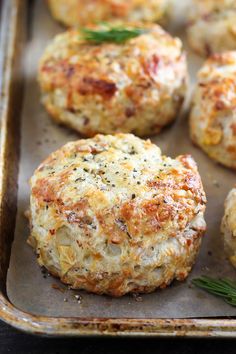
[
  {"xmin": 31, "ymin": 134, "xmax": 206, "ymax": 245},
  {"xmin": 39, "ymin": 23, "xmax": 185, "ymax": 101}
]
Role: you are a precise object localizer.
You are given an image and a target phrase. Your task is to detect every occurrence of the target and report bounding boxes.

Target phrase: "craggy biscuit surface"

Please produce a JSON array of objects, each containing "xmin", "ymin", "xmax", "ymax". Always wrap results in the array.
[
  {"xmin": 221, "ymin": 187, "xmax": 236, "ymax": 268},
  {"xmin": 38, "ymin": 23, "xmax": 187, "ymax": 137},
  {"xmin": 187, "ymin": 0, "xmax": 236, "ymax": 56},
  {"xmin": 48, "ymin": 0, "xmax": 168, "ymax": 27},
  {"xmin": 190, "ymin": 52, "xmax": 236, "ymax": 169},
  {"xmin": 28, "ymin": 134, "xmax": 206, "ymax": 296}
]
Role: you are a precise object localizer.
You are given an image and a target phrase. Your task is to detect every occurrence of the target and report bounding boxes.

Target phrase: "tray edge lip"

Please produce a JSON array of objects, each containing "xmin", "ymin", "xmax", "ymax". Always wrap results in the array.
[
  {"xmin": 1, "ymin": 292, "xmax": 236, "ymax": 337},
  {"xmin": 0, "ymin": 0, "xmax": 236, "ymax": 338}
]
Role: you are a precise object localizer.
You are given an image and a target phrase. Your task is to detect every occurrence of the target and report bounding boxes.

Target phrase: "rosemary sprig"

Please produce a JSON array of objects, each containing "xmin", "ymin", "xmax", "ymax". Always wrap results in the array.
[
  {"xmin": 81, "ymin": 27, "xmax": 147, "ymax": 44},
  {"xmin": 192, "ymin": 276, "xmax": 236, "ymax": 306}
]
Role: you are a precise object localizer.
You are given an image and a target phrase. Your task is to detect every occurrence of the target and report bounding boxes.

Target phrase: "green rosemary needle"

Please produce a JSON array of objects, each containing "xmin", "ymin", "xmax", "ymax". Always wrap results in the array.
[
  {"xmin": 81, "ymin": 27, "xmax": 147, "ymax": 44},
  {"xmin": 192, "ymin": 276, "xmax": 236, "ymax": 306}
]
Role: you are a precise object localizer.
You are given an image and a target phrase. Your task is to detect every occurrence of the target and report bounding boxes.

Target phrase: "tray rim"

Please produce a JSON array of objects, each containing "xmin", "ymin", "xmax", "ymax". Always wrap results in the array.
[{"xmin": 1, "ymin": 0, "xmax": 236, "ymax": 337}]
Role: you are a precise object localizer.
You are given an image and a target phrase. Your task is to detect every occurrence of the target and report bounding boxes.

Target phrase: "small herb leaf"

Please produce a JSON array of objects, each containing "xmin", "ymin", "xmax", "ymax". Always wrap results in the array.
[
  {"xmin": 192, "ymin": 275, "xmax": 236, "ymax": 306},
  {"xmin": 81, "ymin": 26, "xmax": 147, "ymax": 44}
]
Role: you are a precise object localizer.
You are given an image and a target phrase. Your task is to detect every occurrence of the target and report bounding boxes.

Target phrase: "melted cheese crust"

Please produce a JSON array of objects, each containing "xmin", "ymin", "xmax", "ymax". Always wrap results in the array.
[
  {"xmin": 190, "ymin": 52, "xmax": 236, "ymax": 169},
  {"xmin": 187, "ymin": 0, "xmax": 236, "ymax": 56},
  {"xmin": 38, "ymin": 23, "xmax": 187, "ymax": 137},
  {"xmin": 221, "ymin": 187, "xmax": 236, "ymax": 268},
  {"xmin": 28, "ymin": 134, "xmax": 206, "ymax": 296},
  {"xmin": 47, "ymin": 0, "xmax": 168, "ymax": 27}
]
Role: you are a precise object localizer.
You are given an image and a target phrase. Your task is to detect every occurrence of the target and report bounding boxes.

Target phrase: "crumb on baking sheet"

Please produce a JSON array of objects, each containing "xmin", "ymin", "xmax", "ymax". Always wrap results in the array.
[
  {"xmin": 132, "ymin": 293, "xmax": 143, "ymax": 302},
  {"xmin": 74, "ymin": 294, "xmax": 82, "ymax": 304}
]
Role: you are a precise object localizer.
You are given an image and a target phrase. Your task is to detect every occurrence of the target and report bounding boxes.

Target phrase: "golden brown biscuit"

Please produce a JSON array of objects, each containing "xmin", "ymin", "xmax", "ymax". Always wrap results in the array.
[
  {"xmin": 221, "ymin": 187, "xmax": 236, "ymax": 268},
  {"xmin": 187, "ymin": 0, "xmax": 236, "ymax": 56},
  {"xmin": 190, "ymin": 52, "xmax": 236, "ymax": 169},
  {"xmin": 48, "ymin": 0, "xmax": 168, "ymax": 27},
  {"xmin": 28, "ymin": 134, "xmax": 206, "ymax": 296},
  {"xmin": 38, "ymin": 23, "xmax": 187, "ymax": 137}
]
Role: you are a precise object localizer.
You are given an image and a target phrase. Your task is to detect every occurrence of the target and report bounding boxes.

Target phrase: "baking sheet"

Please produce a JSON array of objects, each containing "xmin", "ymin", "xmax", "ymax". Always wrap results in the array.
[{"xmin": 7, "ymin": 0, "xmax": 236, "ymax": 318}]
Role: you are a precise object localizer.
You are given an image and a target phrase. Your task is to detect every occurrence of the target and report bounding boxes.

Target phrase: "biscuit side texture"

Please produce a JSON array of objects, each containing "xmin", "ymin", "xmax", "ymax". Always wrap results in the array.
[
  {"xmin": 190, "ymin": 52, "xmax": 236, "ymax": 169},
  {"xmin": 221, "ymin": 187, "xmax": 236, "ymax": 268},
  {"xmin": 28, "ymin": 134, "xmax": 206, "ymax": 296}
]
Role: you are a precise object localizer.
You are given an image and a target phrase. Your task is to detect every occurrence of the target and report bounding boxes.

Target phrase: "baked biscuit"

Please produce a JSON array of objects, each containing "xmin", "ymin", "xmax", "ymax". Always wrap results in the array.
[
  {"xmin": 28, "ymin": 134, "xmax": 206, "ymax": 296},
  {"xmin": 221, "ymin": 187, "xmax": 236, "ymax": 268},
  {"xmin": 187, "ymin": 0, "xmax": 236, "ymax": 56},
  {"xmin": 190, "ymin": 52, "xmax": 236, "ymax": 169},
  {"xmin": 38, "ymin": 23, "xmax": 187, "ymax": 137},
  {"xmin": 47, "ymin": 0, "xmax": 168, "ymax": 27}
]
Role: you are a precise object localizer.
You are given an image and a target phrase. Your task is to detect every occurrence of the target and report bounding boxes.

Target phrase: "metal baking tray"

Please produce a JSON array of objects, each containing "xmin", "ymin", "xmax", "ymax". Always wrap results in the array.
[{"xmin": 1, "ymin": 0, "xmax": 236, "ymax": 337}]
